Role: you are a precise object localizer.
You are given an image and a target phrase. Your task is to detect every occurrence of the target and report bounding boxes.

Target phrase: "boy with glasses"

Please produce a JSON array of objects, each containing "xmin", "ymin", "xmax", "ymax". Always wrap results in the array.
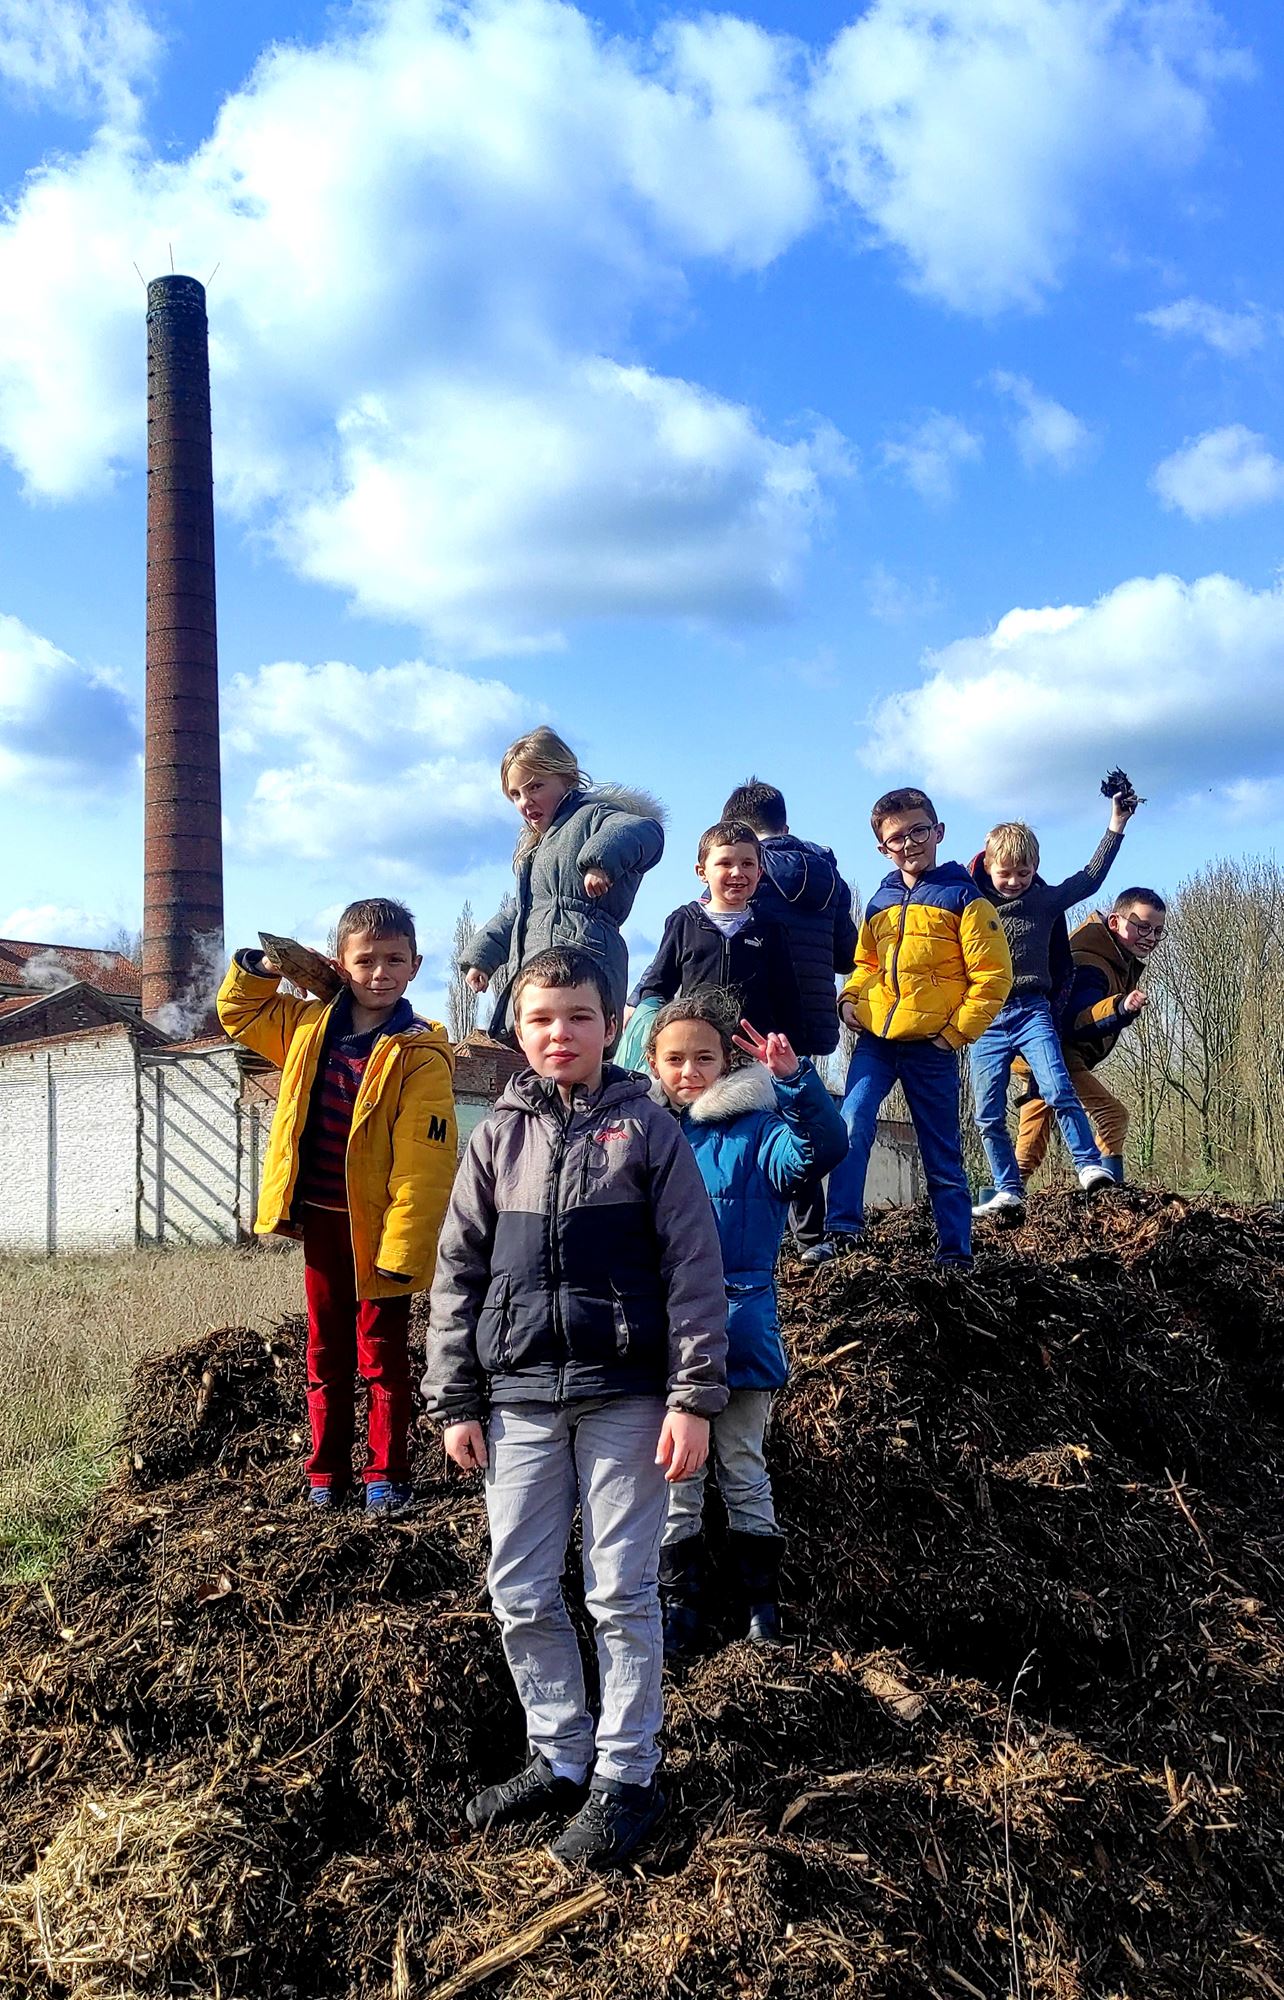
[
  {"xmin": 803, "ymin": 788, "xmax": 1012, "ymax": 1269},
  {"xmin": 1015, "ymin": 888, "xmax": 1167, "ymax": 1185}
]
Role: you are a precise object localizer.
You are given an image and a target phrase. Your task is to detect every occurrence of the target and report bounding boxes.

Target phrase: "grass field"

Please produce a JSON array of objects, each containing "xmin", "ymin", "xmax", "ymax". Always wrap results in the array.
[{"xmin": 0, "ymin": 1241, "xmax": 301, "ymax": 1583}]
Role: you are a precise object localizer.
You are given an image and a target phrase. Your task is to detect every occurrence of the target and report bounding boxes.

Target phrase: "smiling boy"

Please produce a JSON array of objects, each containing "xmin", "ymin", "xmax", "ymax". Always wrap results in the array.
[
  {"xmin": 630, "ymin": 820, "xmax": 804, "ymax": 1044},
  {"xmin": 803, "ymin": 789, "xmax": 1012, "ymax": 1269},
  {"xmin": 424, "ymin": 947, "xmax": 727, "ymax": 1870},
  {"xmin": 217, "ymin": 898, "xmax": 456, "ymax": 1512}
]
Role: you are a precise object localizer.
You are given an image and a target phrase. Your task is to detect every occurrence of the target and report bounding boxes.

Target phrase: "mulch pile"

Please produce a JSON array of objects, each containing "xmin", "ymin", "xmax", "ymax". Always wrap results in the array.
[{"xmin": 2, "ymin": 1189, "xmax": 1283, "ymax": 1999}]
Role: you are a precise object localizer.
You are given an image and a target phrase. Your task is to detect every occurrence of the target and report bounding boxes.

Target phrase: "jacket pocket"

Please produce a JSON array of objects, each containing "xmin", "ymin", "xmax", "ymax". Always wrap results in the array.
[
  {"xmin": 609, "ymin": 1282, "xmax": 664, "ymax": 1359},
  {"xmin": 476, "ymin": 1274, "xmax": 513, "ymax": 1371}
]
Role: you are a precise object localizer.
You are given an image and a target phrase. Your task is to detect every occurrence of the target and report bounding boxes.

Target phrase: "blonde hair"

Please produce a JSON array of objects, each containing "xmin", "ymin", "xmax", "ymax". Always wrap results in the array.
[
  {"xmin": 985, "ymin": 820, "xmax": 1040, "ymax": 869},
  {"xmin": 500, "ymin": 727, "xmax": 590, "ymax": 859}
]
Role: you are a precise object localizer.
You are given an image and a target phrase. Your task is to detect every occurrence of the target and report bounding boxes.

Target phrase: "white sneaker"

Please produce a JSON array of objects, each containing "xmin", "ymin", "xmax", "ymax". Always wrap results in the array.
[
  {"xmin": 972, "ymin": 1190, "xmax": 1026, "ymax": 1218},
  {"xmin": 1078, "ymin": 1164, "xmax": 1115, "ymax": 1192}
]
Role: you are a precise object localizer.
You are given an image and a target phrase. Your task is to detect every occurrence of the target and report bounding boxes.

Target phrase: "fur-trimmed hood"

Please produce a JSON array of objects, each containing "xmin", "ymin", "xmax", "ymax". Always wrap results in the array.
[
  {"xmin": 582, "ymin": 782, "xmax": 668, "ymax": 827},
  {"xmin": 684, "ymin": 1063, "xmax": 777, "ymax": 1125}
]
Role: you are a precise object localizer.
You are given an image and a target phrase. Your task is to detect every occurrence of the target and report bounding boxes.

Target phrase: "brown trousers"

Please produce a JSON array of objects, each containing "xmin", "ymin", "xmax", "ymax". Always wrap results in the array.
[{"xmin": 1015, "ymin": 1051, "xmax": 1128, "ymax": 1178}]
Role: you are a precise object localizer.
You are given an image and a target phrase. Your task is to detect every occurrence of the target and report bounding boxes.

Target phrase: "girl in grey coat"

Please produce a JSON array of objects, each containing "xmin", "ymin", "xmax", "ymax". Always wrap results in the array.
[{"xmin": 463, "ymin": 727, "xmax": 665, "ymax": 1039}]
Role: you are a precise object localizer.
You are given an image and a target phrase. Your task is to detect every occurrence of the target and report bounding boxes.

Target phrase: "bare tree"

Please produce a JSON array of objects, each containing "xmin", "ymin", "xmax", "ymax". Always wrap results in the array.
[
  {"xmin": 104, "ymin": 924, "xmax": 143, "ymax": 966},
  {"xmin": 447, "ymin": 901, "xmax": 478, "ymax": 1044}
]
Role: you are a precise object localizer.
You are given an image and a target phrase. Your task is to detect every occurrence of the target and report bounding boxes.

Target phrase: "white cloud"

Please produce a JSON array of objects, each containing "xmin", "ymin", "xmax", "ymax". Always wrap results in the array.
[
  {"xmin": 0, "ymin": 0, "xmax": 836, "ymax": 648},
  {"xmin": 0, "ymin": 611, "xmax": 139, "ymax": 793},
  {"xmin": 1152, "ymin": 425, "xmax": 1284, "ymax": 520},
  {"xmin": 0, "ymin": 903, "xmax": 110, "ymax": 944},
  {"xmin": 881, "ymin": 412, "xmax": 981, "ymax": 505},
  {"xmin": 1140, "ymin": 295, "xmax": 1267, "ymax": 357},
  {"xmin": 865, "ymin": 564, "xmax": 941, "ymax": 624},
  {"xmin": 223, "ymin": 656, "xmax": 532, "ymax": 870},
  {"xmin": 864, "ymin": 571, "xmax": 1284, "ymax": 810},
  {"xmin": 990, "ymin": 370, "xmax": 1092, "ymax": 470},
  {"xmin": 0, "ymin": 0, "xmax": 158, "ymax": 125},
  {"xmin": 810, "ymin": 0, "xmax": 1247, "ymax": 314},
  {"xmin": 278, "ymin": 364, "xmax": 845, "ymax": 651}
]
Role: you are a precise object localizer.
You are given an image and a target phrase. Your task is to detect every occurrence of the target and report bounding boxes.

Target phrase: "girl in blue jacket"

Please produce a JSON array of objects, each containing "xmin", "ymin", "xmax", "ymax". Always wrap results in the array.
[{"xmin": 647, "ymin": 989, "xmax": 847, "ymax": 1655}]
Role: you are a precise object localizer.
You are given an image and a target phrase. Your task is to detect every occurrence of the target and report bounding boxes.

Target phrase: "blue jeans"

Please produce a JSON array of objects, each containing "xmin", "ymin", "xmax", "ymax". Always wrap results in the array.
[
  {"xmin": 970, "ymin": 995, "xmax": 1102, "ymax": 1197},
  {"xmin": 827, "ymin": 1034, "xmax": 971, "ymax": 1264}
]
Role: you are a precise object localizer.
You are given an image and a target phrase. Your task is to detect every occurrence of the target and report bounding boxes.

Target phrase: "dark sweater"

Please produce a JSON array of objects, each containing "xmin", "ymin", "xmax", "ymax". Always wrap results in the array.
[
  {"xmin": 632, "ymin": 902, "xmax": 805, "ymax": 1044},
  {"xmin": 295, "ymin": 991, "xmax": 415, "ymax": 1208},
  {"xmin": 980, "ymin": 830, "xmax": 1123, "ymax": 996}
]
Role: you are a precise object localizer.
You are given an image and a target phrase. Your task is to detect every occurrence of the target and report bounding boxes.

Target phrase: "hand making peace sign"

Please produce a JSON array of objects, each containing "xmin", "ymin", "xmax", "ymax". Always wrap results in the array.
[{"xmin": 731, "ymin": 1019, "xmax": 801, "ymax": 1079}]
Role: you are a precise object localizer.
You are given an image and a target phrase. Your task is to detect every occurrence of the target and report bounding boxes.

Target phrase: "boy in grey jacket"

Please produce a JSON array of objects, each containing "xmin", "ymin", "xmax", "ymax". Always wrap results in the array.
[{"xmin": 424, "ymin": 947, "xmax": 727, "ymax": 1870}]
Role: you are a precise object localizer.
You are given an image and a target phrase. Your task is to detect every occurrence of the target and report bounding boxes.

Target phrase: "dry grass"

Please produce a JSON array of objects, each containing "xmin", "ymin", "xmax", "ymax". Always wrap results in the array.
[{"xmin": 0, "ymin": 1242, "xmax": 300, "ymax": 1581}]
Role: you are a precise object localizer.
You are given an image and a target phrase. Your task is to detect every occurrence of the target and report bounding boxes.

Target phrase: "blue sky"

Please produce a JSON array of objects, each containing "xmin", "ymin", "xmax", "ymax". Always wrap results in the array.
[{"xmin": 1, "ymin": 0, "xmax": 1283, "ymax": 1019}]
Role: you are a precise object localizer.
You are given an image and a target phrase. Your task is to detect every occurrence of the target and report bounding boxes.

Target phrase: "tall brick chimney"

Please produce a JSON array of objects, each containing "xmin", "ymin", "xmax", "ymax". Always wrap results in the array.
[{"xmin": 142, "ymin": 274, "xmax": 224, "ymax": 1030}]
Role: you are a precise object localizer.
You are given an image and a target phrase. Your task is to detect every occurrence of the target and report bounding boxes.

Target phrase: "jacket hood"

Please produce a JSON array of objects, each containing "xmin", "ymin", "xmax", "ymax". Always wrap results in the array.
[
  {"xmin": 683, "ymin": 1062, "xmax": 777, "ymax": 1125},
  {"xmin": 497, "ymin": 1062, "xmax": 653, "ymax": 1116},
  {"xmin": 761, "ymin": 835, "xmax": 844, "ymax": 912},
  {"xmin": 579, "ymin": 782, "xmax": 668, "ymax": 826},
  {"xmin": 878, "ymin": 859, "xmax": 971, "ymax": 895},
  {"xmin": 1072, "ymin": 911, "xmax": 1138, "ymax": 981}
]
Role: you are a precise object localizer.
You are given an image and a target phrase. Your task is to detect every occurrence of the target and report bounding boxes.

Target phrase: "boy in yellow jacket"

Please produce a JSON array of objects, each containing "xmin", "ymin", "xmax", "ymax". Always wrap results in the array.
[
  {"xmin": 802, "ymin": 789, "xmax": 1011, "ymax": 1270},
  {"xmin": 217, "ymin": 898, "xmax": 456, "ymax": 1512}
]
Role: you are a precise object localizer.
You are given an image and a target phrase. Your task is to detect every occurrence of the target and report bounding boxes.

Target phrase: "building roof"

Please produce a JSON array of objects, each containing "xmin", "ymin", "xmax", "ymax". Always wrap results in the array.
[
  {"xmin": 0, "ymin": 1019, "xmax": 140, "ymax": 1058},
  {"xmin": 0, "ymin": 937, "xmax": 141, "ymax": 997}
]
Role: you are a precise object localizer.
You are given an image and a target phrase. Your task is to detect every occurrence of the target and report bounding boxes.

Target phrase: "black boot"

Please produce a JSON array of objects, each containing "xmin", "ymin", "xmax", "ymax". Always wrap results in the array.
[
  {"xmin": 659, "ymin": 1535, "xmax": 705, "ymax": 1660},
  {"xmin": 729, "ymin": 1531, "xmax": 786, "ymax": 1646}
]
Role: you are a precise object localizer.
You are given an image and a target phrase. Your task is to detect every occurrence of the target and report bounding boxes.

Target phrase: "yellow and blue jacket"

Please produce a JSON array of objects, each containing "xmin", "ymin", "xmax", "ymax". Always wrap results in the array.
[
  {"xmin": 217, "ymin": 954, "xmax": 457, "ymax": 1299},
  {"xmin": 840, "ymin": 863, "xmax": 1012, "ymax": 1047}
]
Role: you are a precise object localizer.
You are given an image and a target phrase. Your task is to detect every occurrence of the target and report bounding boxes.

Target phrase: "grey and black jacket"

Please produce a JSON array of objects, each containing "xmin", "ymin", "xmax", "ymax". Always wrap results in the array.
[
  {"xmin": 463, "ymin": 785, "xmax": 665, "ymax": 1037},
  {"xmin": 423, "ymin": 1066, "xmax": 728, "ymax": 1424}
]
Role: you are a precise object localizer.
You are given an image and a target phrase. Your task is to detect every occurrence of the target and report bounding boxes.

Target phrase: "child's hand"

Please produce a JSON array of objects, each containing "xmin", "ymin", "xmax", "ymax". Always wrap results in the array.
[
  {"xmin": 1122, "ymin": 989, "xmax": 1148, "ymax": 1014},
  {"xmin": 583, "ymin": 867, "xmax": 612, "ymax": 898},
  {"xmin": 1108, "ymin": 787, "xmax": 1140, "ymax": 832},
  {"xmin": 839, "ymin": 998, "xmax": 859, "ymax": 1032},
  {"xmin": 443, "ymin": 1420, "xmax": 488, "ymax": 1472},
  {"xmin": 655, "ymin": 1410, "xmax": 709, "ymax": 1483},
  {"xmin": 732, "ymin": 1020, "xmax": 800, "ymax": 1078},
  {"xmin": 465, "ymin": 967, "xmax": 490, "ymax": 995}
]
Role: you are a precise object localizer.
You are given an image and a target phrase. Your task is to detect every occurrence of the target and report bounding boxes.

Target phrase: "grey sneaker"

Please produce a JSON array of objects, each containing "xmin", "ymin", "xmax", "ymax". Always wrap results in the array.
[
  {"xmin": 466, "ymin": 1753, "xmax": 589, "ymax": 1833},
  {"xmin": 1078, "ymin": 1164, "xmax": 1115, "ymax": 1193},
  {"xmin": 972, "ymin": 1190, "xmax": 1026, "ymax": 1219},
  {"xmin": 548, "ymin": 1779, "xmax": 665, "ymax": 1869}
]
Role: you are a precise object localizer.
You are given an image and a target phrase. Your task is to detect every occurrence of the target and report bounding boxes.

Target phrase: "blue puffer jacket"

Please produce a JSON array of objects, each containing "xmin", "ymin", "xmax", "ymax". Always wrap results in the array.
[
  {"xmin": 751, "ymin": 836, "xmax": 859, "ymax": 1057},
  {"xmin": 663, "ymin": 1061, "xmax": 848, "ymax": 1391}
]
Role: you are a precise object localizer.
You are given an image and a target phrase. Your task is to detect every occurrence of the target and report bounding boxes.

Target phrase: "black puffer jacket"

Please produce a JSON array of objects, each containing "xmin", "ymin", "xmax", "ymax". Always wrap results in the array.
[
  {"xmin": 631, "ymin": 902, "xmax": 805, "ymax": 1045},
  {"xmin": 751, "ymin": 837, "xmax": 859, "ymax": 1056}
]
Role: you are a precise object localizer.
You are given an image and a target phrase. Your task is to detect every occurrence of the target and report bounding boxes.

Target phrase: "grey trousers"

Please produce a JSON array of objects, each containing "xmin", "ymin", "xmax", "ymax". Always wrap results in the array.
[
  {"xmin": 484, "ymin": 1395, "xmax": 668, "ymax": 1787},
  {"xmin": 663, "ymin": 1388, "xmax": 777, "ymax": 1545}
]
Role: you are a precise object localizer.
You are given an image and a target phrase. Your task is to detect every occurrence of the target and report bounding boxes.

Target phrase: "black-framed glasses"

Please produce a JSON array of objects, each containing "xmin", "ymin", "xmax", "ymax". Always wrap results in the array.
[
  {"xmin": 1121, "ymin": 916, "xmax": 1164, "ymax": 941},
  {"xmin": 882, "ymin": 822, "xmax": 936, "ymax": 851}
]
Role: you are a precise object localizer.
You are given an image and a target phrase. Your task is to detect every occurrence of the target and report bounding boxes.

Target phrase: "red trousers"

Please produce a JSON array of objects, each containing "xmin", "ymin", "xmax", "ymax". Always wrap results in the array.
[{"xmin": 301, "ymin": 1206, "xmax": 412, "ymax": 1488}]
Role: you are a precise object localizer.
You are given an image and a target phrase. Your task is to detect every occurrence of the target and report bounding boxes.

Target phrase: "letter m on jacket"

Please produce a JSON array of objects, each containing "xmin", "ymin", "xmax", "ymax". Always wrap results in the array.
[{"xmin": 428, "ymin": 1114, "xmax": 450, "ymax": 1144}]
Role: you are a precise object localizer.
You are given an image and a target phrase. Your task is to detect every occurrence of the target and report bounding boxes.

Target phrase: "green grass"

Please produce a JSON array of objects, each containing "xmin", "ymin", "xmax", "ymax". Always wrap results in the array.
[{"xmin": 0, "ymin": 1242, "xmax": 301, "ymax": 1584}]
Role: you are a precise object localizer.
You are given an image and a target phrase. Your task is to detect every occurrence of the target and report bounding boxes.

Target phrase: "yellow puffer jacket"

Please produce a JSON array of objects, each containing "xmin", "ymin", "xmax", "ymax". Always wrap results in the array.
[
  {"xmin": 217, "ymin": 956, "xmax": 457, "ymax": 1298},
  {"xmin": 841, "ymin": 863, "xmax": 1012, "ymax": 1046}
]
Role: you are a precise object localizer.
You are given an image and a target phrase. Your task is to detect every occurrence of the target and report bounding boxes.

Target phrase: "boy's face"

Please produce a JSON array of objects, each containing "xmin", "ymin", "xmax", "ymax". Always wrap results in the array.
[
  {"xmin": 651, "ymin": 1019, "xmax": 728, "ymax": 1106},
  {"xmin": 506, "ymin": 762, "xmax": 573, "ymax": 835},
  {"xmin": 698, "ymin": 840, "xmax": 761, "ymax": 910},
  {"xmin": 987, "ymin": 850, "xmax": 1036, "ymax": 899},
  {"xmin": 516, "ymin": 981, "xmax": 613, "ymax": 1092},
  {"xmin": 1109, "ymin": 901, "xmax": 1166, "ymax": 960},
  {"xmin": 337, "ymin": 929, "xmax": 421, "ymax": 1013},
  {"xmin": 876, "ymin": 808, "xmax": 944, "ymax": 881}
]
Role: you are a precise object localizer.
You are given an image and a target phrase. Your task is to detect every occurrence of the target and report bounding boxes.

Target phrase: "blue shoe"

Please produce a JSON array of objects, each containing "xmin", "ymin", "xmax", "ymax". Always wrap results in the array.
[
  {"xmin": 365, "ymin": 1481, "xmax": 414, "ymax": 1516},
  {"xmin": 308, "ymin": 1484, "xmax": 348, "ymax": 1511}
]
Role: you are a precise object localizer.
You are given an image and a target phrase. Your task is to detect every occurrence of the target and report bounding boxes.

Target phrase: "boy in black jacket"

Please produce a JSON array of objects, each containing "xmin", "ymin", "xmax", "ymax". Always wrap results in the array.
[{"xmin": 631, "ymin": 822, "xmax": 804, "ymax": 1044}]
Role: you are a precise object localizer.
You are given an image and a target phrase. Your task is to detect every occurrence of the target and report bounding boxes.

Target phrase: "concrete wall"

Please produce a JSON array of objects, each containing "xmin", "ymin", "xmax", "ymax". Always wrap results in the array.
[{"xmin": 0, "ymin": 1029, "xmax": 140, "ymax": 1254}]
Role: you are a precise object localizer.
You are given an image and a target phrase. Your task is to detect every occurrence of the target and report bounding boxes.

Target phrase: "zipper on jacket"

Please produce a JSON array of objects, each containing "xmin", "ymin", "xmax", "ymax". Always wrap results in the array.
[
  {"xmin": 884, "ymin": 890, "xmax": 910, "ymax": 1037},
  {"xmin": 547, "ymin": 1107, "xmax": 570, "ymax": 1375}
]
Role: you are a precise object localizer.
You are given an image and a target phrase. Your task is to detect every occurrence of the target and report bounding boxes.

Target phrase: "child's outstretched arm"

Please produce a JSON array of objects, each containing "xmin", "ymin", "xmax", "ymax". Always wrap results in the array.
[
  {"xmin": 422, "ymin": 1126, "xmax": 498, "ymax": 1437},
  {"xmin": 732, "ymin": 1022, "xmax": 848, "ymax": 1197},
  {"xmin": 216, "ymin": 950, "xmax": 324, "ymax": 1069}
]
